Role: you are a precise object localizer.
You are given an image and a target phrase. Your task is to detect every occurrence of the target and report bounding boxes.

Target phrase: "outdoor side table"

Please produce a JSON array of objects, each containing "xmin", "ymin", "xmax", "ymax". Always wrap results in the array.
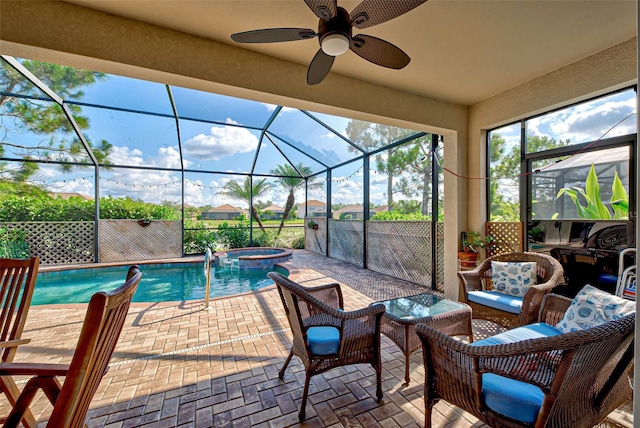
[{"xmin": 377, "ymin": 292, "xmax": 473, "ymax": 385}]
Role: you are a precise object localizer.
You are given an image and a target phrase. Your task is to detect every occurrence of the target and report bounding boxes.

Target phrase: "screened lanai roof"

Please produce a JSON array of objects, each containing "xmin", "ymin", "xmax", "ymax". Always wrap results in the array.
[{"xmin": 0, "ymin": 55, "xmax": 426, "ymax": 181}]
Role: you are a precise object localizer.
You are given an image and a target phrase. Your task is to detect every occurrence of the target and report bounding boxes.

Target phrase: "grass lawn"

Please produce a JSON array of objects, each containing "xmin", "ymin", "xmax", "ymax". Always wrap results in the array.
[{"xmin": 199, "ymin": 219, "xmax": 304, "ymax": 228}]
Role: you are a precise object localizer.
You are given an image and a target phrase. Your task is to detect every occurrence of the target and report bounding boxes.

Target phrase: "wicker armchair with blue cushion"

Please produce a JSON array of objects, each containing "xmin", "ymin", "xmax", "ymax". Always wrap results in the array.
[
  {"xmin": 267, "ymin": 271, "xmax": 386, "ymax": 422},
  {"xmin": 458, "ymin": 251, "xmax": 564, "ymax": 328},
  {"xmin": 416, "ymin": 288, "xmax": 635, "ymax": 428}
]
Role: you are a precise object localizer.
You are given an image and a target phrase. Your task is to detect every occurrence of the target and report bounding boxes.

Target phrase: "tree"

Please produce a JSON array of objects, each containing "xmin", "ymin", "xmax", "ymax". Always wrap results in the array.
[
  {"xmin": 345, "ymin": 120, "xmax": 416, "ymax": 207},
  {"xmin": 0, "ymin": 60, "xmax": 112, "ymax": 181},
  {"xmin": 217, "ymin": 177, "xmax": 271, "ymax": 232},
  {"xmin": 489, "ymin": 133, "xmax": 570, "ymax": 221},
  {"xmin": 270, "ymin": 163, "xmax": 322, "ymax": 236},
  {"xmin": 254, "ymin": 200, "xmax": 272, "ymax": 210}
]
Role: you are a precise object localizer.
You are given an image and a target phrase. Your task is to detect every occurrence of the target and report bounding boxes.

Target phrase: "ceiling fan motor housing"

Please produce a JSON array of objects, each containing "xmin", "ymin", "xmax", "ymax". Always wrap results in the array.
[{"xmin": 318, "ymin": 7, "xmax": 352, "ymax": 52}]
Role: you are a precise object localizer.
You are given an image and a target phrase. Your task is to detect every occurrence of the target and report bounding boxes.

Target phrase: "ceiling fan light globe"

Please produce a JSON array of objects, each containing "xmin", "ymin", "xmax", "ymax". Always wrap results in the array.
[{"xmin": 321, "ymin": 33, "xmax": 349, "ymax": 56}]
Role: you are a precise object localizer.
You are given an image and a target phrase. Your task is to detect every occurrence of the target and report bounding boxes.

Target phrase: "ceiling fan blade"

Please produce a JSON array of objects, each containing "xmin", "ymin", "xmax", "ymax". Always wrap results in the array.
[
  {"xmin": 231, "ymin": 28, "xmax": 317, "ymax": 43},
  {"xmin": 307, "ymin": 49, "xmax": 335, "ymax": 85},
  {"xmin": 350, "ymin": 34, "xmax": 410, "ymax": 69},
  {"xmin": 304, "ymin": 0, "xmax": 338, "ymax": 20},
  {"xmin": 350, "ymin": 0, "xmax": 428, "ymax": 29}
]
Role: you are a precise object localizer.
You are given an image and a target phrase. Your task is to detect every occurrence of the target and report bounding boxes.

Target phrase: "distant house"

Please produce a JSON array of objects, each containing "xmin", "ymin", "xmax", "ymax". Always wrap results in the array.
[
  {"xmin": 372, "ymin": 205, "xmax": 389, "ymax": 215},
  {"xmin": 50, "ymin": 192, "xmax": 93, "ymax": 200},
  {"xmin": 332, "ymin": 205, "xmax": 387, "ymax": 220},
  {"xmin": 261, "ymin": 204, "xmax": 285, "ymax": 220},
  {"xmin": 201, "ymin": 204, "xmax": 246, "ymax": 220},
  {"xmin": 296, "ymin": 200, "xmax": 327, "ymax": 218},
  {"xmin": 333, "ymin": 205, "xmax": 364, "ymax": 220}
]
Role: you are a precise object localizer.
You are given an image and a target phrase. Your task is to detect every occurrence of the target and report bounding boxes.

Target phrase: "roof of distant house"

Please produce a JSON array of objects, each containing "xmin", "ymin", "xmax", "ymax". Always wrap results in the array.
[
  {"xmin": 203, "ymin": 204, "xmax": 245, "ymax": 213},
  {"xmin": 299, "ymin": 200, "xmax": 326, "ymax": 207},
  {"xmin": 50, "ymin": 192, "xmax": 93, "ymax": 201},
  {"xmin": 333, "ymin": 205, "xmax": 364, "ymax": 215},
  {"xmin": 263, "ymin": 205, "xmax": 284, "ymax": 212}
]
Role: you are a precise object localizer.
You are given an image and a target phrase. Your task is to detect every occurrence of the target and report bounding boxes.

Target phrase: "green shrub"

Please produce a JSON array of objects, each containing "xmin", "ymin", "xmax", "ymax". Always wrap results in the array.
[
  {"xmin": 0, "ymin": 193, "xmax": 181, "ymax": 222},
  {"xmin": 291, "ymin": 235, "xmax": 305, "ymax": 249},
  {"xmin": 370, "ymin": 211, "xmax": 429, "ymax": 221},
  {"xmin": 183, "ymin": 221, "xmax": 222, "ymax": 254},
  {"xmin": 251, "ymin": 230, "xmax": 271, "ymax": 247},
  {"xmin": 0, "ymin": 228, "xmax": 30, "ymax": 258},
  {"xmin": 217, "ymin": 221, "xmax": 249, "ymax": 249}
]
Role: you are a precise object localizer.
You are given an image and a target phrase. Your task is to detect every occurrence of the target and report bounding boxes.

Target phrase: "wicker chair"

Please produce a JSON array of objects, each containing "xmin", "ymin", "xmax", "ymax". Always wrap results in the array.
[
  {"xmin": 458, "ymin": 252, "xmax": 564, "ymax": 328},
  {"xmin": 267, "ymin": 272, "xmax": 386, "ymax": 422},
  {"xmin": 416, "ymin": 293, "xmax": 635, "ymax": 428}
]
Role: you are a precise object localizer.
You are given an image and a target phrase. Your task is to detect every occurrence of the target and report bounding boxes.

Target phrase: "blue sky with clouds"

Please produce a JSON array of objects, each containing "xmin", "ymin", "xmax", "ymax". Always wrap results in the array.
[{"xmin": 2, "ymin": 62, "xmax": 417, "ymax": 208}]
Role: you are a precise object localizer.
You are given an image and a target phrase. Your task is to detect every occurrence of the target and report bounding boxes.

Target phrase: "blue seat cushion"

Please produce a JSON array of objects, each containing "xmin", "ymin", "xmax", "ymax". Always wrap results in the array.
[
  {"xmin": 482, "ymin": 373, "xmax": 544, "ymax": 424},
  {"xmin": 470, "ymin": 322, "xmax": 561, "ymax": 346},
  {"xmin": 469, "ymin": 323, "xmax": 560, "ymax": 424},
  {"xmin": 306, "ymin": 326, "xmax": 340, "ymax": 355},
  {"xmin": 467, "ymin": 290, "xmax": 523, "ymax": 314}
]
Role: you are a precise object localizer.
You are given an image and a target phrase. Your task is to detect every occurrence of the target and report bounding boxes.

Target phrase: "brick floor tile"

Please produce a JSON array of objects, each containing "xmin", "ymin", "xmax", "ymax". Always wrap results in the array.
[
  {"xmin": 230, "ymin": 401, "xmax": 263, "ymax": 419},
  {"xmin": 327, "ymin": 393, "xmax": 358, "ymax": 410},
  {"xmin": 313, "ymin": 401, "xmax": 340, "ymax": 426}
]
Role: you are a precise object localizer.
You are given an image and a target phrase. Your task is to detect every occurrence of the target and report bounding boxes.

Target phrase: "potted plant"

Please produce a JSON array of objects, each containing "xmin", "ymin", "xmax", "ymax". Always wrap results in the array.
[
  {"xmin": 307, "ymin": 220, "xmax": 319, "ymax": 230},
  {"xmin": 458, "ymin": 231, "xmax": 494, "ymax": 267}
]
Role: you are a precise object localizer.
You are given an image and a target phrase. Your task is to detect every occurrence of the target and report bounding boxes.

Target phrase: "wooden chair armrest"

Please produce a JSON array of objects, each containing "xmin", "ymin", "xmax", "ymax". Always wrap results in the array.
[
  {"xmin": 0, "ymin": 362, "xmax": 70, "ymax": 377},
  {"xmin": 0, "ymin": 339, "xmax": 31, "ymax": 349},
  {"xmin": 1, "ymin": 363, "xmax": 70, "ymax": 427}
]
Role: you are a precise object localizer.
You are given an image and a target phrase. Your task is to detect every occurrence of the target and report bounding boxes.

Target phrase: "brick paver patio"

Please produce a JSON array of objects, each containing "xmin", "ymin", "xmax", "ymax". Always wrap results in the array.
[{"xmin": 0, "ymin": 250, "xmax": 631, "ymax": 427}]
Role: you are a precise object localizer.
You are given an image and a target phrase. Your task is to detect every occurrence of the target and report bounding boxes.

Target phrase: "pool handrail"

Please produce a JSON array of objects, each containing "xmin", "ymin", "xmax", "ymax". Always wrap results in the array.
[{"xmin": 204, "ymin": 249, "xmax": 212, "ymax": 309}]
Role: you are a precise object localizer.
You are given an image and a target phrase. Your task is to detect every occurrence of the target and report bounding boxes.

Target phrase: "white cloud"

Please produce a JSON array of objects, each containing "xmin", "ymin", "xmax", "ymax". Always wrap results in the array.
[
  {"xmin": 108, "ymin": 146, "xmax": 145, "ymax": 166},
  {"xmin": 182, "ymin": 119, "xmax": 258, "ymax": 160},
  {"xmin": 529, "ymin": 97, "xmax": 636, "ymax": 144},
  {"xmin": 148, "ymin": 146, "xmax": 184, "ymax": 169},
  {"xmin": 262, "ymin": 103, "xmax": 277, "ymax": 112},
  {"xmin": 34, "ymin": 164, "xmax": 95, "ymax": 196}
]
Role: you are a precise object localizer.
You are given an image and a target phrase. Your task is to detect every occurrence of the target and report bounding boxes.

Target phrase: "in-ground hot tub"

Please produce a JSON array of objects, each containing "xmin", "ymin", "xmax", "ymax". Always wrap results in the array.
[{"xmin": 214, "ymin": 247, "xmax": 293, "ymax": 271}]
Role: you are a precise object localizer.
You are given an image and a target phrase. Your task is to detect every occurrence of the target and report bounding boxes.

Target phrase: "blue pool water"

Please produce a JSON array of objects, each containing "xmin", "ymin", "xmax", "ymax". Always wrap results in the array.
[{"xmin": 34, "ymin": 263, "xmax": 277, "ymax": 305}]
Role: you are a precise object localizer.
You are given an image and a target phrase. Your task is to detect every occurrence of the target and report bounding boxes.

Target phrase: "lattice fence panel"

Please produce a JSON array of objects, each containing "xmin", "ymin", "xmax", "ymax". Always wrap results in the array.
[
  {"xmin": 304, "ymin": 217, "xmax": 327, "ymax": 255},
  {"xmin": 99, "ymin": 220, "xmax": 182, "ymax": 262},
  {"xmin": 486, "ymin": 221, "xmax": 523, "ymax": 257},
  {"xmin": 367, "ymin": 221, "xmax": 434, "ymax": 288},
  {"xmin": 436, "ymin": 222, "xmax": 444, "ymax": 292},
  {"xmin": 0, "ymin": 221, "xmax": 94, "ymax": 265},
  {"xmin": 329, "ymin": 220, "xmax": 364, "ymax": 267}
]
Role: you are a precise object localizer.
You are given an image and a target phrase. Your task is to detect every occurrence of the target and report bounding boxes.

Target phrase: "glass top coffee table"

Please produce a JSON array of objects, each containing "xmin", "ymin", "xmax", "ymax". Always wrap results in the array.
[{"xmin": 377, "ymin": 292, "xmax": 472, "ymax": 385}]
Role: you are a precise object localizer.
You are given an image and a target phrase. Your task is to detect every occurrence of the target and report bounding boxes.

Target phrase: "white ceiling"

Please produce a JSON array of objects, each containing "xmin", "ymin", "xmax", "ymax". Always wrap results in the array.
[{"xmin": 64, "ymin": 0, "xmax": 636, "ymax": 106}]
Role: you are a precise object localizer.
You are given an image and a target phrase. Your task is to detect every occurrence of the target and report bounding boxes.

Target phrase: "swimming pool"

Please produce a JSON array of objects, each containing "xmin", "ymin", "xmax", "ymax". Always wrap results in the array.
[{"xmin": 34, "ymin": 263, "xmax": 280, "ymax": 305}]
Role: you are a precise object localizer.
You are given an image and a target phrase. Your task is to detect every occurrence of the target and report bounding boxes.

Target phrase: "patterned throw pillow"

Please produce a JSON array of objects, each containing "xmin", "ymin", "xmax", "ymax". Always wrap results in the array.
[
  {"xmin": 556, "ymin": 284, "xmax": 635, "ymax": 333},
  {"xmin": 491, "ymin": 261, "xmax": 537, "ymax": 297}
]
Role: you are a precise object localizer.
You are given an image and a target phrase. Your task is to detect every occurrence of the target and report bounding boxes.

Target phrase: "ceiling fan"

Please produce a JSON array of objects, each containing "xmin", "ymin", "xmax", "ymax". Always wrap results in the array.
[{"xmin": 230, "ymin": 0, "xmax": 428, "ymax": 85}]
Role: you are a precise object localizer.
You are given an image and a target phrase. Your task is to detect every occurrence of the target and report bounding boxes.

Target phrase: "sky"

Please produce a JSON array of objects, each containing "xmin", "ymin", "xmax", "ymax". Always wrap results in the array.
[
  {"xmin": 488, "ymin": 89, "xmax": 636, "ymax": 206},
  {"xmin": 1, "ymin": 59, "xmax": 637, "ymax": 211}
]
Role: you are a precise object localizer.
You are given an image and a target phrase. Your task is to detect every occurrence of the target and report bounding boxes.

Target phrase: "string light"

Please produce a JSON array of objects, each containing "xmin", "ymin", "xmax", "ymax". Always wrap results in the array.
[{"xmin": 15, "ymin": 113, "xmax": 637, "ymax": 191}]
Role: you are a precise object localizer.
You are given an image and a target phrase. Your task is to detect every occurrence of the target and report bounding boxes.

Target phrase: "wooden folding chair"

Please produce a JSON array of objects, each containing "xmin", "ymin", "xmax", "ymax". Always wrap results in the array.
[
  {"xmin": 0, "ymin": 257, "xmax": 40, "ymax": 428},
  {"xmin": 0, "ymin": 265, "xmax": 142, "ymax": 428}
]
